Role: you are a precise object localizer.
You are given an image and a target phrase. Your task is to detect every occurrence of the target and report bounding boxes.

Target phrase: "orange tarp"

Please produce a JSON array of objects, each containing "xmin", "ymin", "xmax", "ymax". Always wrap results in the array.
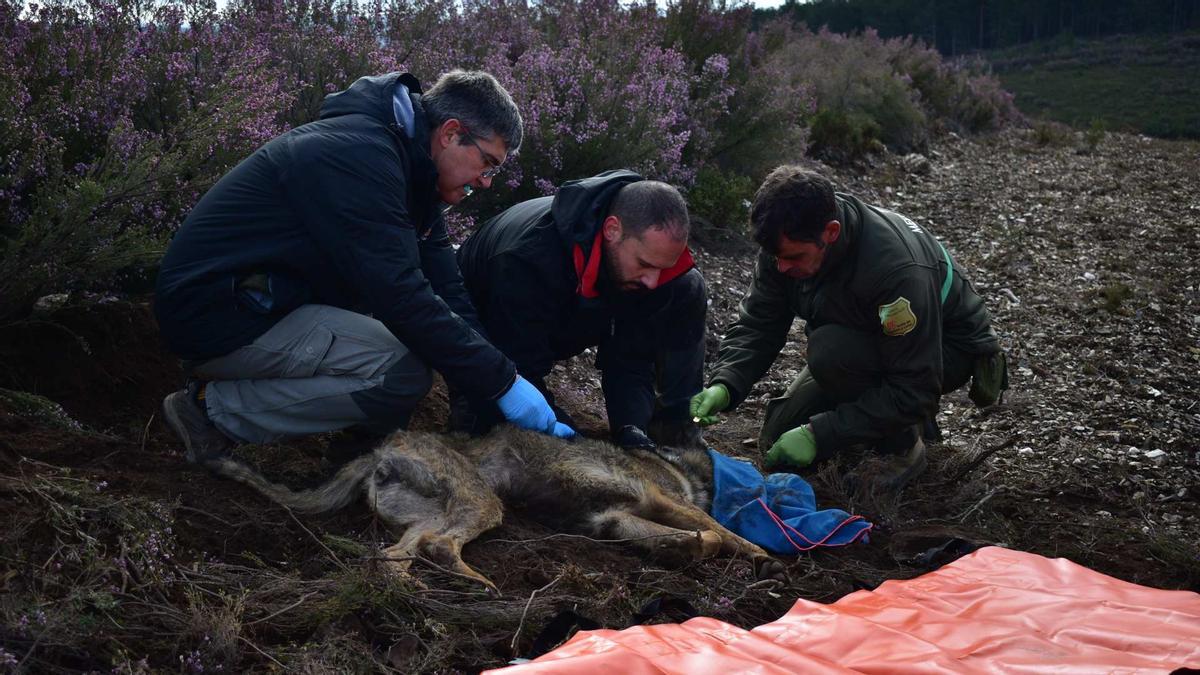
[{"xmin": 488, "ymin": 547, "xmax": 1200, "ymax": 674}]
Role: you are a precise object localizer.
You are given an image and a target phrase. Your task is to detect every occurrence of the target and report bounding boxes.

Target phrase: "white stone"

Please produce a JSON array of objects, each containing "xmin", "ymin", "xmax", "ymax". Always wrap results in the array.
[
  {"xmin": 1144, "ymin": 449, "xmax": 1167, "ymax": 465},
  {"xmin": 1017, "ymin": 447, "xmax": 1034, "ymax": 455}
]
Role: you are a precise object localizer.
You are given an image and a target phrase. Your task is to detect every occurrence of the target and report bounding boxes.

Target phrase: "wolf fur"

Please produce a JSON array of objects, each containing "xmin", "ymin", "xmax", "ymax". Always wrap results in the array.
[{"xmin": 202, "ymin": 426, "xmax": 782, "ymax": 592}]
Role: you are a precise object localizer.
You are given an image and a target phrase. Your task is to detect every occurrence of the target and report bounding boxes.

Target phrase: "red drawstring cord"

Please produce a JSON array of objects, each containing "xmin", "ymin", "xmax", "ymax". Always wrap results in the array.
[{"xmin": 755, "ymin": 497, "xmax": 872, "ymax": 553}]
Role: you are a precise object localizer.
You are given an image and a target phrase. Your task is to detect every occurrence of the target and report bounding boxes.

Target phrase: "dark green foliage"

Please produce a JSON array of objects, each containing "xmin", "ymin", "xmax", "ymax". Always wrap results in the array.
[
  {"xmin": 770, "ymin": 0, "xmax": 1200, "ymax": 55},
  {"xmin": 1001, "ymin": 60, "xmax": 1200, "ymax": 139},
  {"xmin": 808, "ymin": 108, "xmax": 883, "ymax": 161},
  {"xmin": 1099, "ymin": 282, "xmax": 1134, "ymax": 314},
  {"xmin": 687, "ymin": 167, "xmax": 757, "ymax": 234},
  {"xmin": 1084, "ymin": 118, "xmax": 1107, "ymax": 152},
  {"xmin": 1032, "ymin": 120, "xmax": 1074, "ymax": 147}
]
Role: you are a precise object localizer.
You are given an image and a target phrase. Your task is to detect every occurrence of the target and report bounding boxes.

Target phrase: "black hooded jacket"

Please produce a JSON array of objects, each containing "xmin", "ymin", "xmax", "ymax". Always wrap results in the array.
[
  {"xmin": 457, "ymin": 171, "xmax": 640, "ymax": 385},
  {"xmin": 458, "ymin": 170, "xmax": 695, "ymax": 399},
  {"xmin": 154, "ymin": 72, "xmax": 516, "ymax": 401}
]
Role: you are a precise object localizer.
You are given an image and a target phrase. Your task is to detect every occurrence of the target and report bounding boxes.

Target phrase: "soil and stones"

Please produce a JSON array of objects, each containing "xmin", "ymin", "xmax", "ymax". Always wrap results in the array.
[{"xmin": 1, "ymin": 126, "xmax": 1197, "ymax": 672}]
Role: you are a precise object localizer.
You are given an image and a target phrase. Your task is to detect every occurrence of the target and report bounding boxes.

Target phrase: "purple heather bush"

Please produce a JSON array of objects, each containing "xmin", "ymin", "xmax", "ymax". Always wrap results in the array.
[
  {"xmin": 0, "ymin": 0, "xmax": 1016, "ymax": 317},
  {"xmin": 883, "ymin": 37, "xmax": 1019, "ymax": 134}
]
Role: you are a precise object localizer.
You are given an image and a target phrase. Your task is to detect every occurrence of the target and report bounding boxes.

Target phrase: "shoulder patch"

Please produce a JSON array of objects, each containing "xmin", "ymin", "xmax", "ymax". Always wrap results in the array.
[{"xmin": 878, "ymin": 296, "xmax": 917, "ymax": 336}]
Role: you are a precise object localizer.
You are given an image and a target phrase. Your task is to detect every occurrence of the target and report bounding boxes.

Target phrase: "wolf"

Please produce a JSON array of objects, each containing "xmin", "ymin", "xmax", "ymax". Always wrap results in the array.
[{"xmin": 201, "ymin": 426, "xmax": 784, "ymax": 593}]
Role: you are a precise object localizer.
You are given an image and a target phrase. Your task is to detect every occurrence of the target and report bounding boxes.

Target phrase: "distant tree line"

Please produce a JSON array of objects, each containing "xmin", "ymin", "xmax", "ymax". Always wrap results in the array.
[{"xmin": 767, "ymin": 0, "xmax": 1200, "ymax": 54}]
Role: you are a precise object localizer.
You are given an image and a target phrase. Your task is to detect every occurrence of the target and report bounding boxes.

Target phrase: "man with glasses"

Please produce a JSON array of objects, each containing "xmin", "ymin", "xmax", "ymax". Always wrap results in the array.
[
  {"xmin": 455, "ymin": 170, "xmax": 708, "ymax": 451},
  {"xmin": 155, "ymin": 70, "xmax": 572, "ymax": 468},
  {"xmin": 690, "ymin": 166, "xmax": 1006, "ymax": 494},
  {"xmin": 460, "ymin": 126, "xmax": 505, "ymax": 180}
]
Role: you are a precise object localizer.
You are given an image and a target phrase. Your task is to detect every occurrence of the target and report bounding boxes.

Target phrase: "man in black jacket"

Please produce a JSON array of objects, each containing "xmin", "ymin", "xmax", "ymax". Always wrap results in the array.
[
  {"xmin": 156, "ymin": 70, "xmax": 572, "ymax": 465},
  {"xmin": 690, "ymin": 166, "xmax": 1006, "ymax": 492},
  {"xmin": 456, "ymin": 170, "xmax": 707, "ymax": 449}
]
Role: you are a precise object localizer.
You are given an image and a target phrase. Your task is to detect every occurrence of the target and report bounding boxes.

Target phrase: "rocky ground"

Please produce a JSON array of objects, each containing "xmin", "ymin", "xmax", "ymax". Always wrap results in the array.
[{"xmin": 1, "ymin": 126, "xmax": 1197, "ymax": 673}]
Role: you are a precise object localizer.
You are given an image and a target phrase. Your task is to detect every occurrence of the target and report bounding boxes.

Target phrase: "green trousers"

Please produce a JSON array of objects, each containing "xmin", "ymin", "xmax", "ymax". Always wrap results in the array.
[{"xmin": 758, "ymin": 323, "xmax": 978, "ymax": 457}]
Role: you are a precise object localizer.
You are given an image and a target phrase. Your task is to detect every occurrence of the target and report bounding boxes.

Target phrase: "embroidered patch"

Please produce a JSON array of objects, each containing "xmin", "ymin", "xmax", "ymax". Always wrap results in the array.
[{"xmin": 878, "ymin": 296, "xmax": 917, "ymax": 336}]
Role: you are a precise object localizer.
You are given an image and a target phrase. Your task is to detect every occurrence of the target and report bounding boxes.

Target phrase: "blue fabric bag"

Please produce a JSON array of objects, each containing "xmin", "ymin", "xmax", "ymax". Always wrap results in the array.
[{"xmin": 708, "ymin": 449, "xmax": 872, "ymax": 555}]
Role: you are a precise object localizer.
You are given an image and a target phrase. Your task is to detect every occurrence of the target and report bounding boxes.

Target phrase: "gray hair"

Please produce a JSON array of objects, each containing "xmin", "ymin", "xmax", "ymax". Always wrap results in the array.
[
  {"xmin": 423, "ymin": 70, "xmax": 523, "ymax": 153},
  {"xmin": 610, "ymin": 180, "xmax": 689, "ymax": 241}
]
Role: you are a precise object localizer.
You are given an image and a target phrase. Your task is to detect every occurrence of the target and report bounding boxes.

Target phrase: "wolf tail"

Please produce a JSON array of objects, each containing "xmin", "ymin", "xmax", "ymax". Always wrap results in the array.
[{"xmin": 202, "ymin": 453, "xmax": 377, "ymax": 514}]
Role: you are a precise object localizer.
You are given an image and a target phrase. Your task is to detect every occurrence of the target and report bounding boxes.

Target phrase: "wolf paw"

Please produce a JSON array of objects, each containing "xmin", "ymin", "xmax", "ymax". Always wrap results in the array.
[
  {"xmin": 753, "ymin": 556, "xmax": 787, "ymax": 582},
  {"xmin": 694, "ymin": 530, "xmax": 722, "ymax": 559}
]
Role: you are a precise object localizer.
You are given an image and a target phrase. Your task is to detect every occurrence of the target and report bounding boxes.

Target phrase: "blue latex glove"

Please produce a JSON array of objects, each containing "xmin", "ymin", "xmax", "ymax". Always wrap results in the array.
[{"xmin": 497, "ymin": 376, "xmax": 576, "ymax": 439}]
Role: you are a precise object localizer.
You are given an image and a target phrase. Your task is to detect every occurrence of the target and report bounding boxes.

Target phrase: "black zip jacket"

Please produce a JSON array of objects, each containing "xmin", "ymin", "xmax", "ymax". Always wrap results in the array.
[
  {"xmin": 457, "ymin": 170, "xmax": 696, "ymax": 426},
  {"xmin": 154, "ymin": 72, "xmax": 516, "ymax": 401},
  {"xmin": 457, "ymin": 171, "xmax": 640, "ymax": 383}
]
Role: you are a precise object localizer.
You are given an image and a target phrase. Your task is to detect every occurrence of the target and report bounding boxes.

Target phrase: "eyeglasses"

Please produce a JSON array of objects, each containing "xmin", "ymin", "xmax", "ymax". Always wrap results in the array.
[{"xmin": 460, "ymin": 126, "xmax": 505, "ymax": 179}]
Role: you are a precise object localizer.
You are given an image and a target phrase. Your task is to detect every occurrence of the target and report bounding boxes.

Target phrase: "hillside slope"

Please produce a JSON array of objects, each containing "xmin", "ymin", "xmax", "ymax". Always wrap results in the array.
[{"xmin": 1, "ymin": 126, "xmax": 1197, "ymax": 672}]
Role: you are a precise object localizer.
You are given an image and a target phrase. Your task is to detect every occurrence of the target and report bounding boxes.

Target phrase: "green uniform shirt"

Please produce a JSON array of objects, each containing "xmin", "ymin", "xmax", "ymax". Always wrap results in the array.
[{"xmin": 709, "ymin": 193, "xmax": 999, "ymax": 451}]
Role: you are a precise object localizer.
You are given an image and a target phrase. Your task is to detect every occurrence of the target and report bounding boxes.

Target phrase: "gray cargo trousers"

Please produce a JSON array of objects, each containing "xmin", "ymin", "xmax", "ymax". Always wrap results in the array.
[{"xmin": 190, "ymin": 305, "xmax": 432, "ymax": 444}]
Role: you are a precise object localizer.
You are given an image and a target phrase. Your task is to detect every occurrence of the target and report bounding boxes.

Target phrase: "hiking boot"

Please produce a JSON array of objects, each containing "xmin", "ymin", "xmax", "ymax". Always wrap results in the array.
[
  {"xmin": 161, "ymin": 382, "xmax": 232, "ymax": 464},
  {"xmin": 969, "ymin": 351, "xmax": 1009, "ymax": 407},
  {"xmin": 845, "ymin": 425, "xmax": 928, "ymax": 496},
  {"xmin": 614, "ymin": 425, "xmax": 656, "ymax": 451},
  {"xmin": 873, "ymin": 435, "xmax": 927, "ymax": 493}
]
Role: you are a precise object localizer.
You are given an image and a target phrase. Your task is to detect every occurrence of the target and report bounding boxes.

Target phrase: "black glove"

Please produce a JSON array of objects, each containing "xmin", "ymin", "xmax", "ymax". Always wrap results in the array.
[{"xmin": 613, "ymin": 425, "xmax": 656, "ymax": 450}]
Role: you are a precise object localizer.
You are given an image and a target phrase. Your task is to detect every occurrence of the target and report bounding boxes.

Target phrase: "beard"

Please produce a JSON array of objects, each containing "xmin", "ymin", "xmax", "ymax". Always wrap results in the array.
[{"xmin": 601, "ymin": 247, "xmax": 650, "ymax": 294}]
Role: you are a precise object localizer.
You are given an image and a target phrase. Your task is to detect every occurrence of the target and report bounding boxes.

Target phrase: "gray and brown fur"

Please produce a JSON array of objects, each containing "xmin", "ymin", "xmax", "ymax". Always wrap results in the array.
[{"xmin": 203, "ymin": 427, "xmax": 782, "ymax": 593}]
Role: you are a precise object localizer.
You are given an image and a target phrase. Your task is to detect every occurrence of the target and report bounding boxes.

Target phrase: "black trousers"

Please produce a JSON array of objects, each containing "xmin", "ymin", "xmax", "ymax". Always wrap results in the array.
[{"xmin": 758, "ymin": 323, "xmax": 976, "ymax": 458}]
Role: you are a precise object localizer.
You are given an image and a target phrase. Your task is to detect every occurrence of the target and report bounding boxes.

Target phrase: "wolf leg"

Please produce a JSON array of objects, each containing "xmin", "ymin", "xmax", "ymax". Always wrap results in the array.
[
  {"xmin": 381, "ymin": 523, "xmax": 500, "ymax": 596},
  {"xmin": 370, "ymin": 434, "xmax": 506, "ymax": 594},
  {"xmin": 637, "ymin": 489, "xmax": 786, "ymax": 581},
  {"xmin": 588, "ymin": 507, "xmax": 722, "ymax": 561}
]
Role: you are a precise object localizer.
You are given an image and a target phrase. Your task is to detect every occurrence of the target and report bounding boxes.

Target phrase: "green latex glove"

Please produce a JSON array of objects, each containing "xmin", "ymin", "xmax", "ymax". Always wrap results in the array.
[
  {"xmin": 765, "ymin": 425, "xmax": 818, "ymax": 469},
  {"xmin": 689, "ymin": 384, "xmax": 730, "ymax": 426}
]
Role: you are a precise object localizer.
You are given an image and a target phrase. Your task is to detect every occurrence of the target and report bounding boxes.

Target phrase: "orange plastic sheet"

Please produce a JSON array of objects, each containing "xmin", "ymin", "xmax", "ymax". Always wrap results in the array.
[{"xmin": 488, "ymin": 547, "xmax": 1200, "ymax": 674}]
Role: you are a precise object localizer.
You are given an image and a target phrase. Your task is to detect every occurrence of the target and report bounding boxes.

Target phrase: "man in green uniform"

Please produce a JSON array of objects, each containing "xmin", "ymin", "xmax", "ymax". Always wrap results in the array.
[{"xmin": 690, "ymin": 166, "xmax": 1006, "ymax": 492}]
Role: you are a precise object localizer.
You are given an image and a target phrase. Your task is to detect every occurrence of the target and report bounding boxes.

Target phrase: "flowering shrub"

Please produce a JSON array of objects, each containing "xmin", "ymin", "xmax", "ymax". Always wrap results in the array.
[
  {"xmin": 0, "ymin": 0, "xmax": 293, "ymax": 319},
  {"xmin": 773, "ymin": 27, "xmax": 929, "ymax": 156},
  {"xmin": 884, "ymin": 40, "xmax": 1019, "ymax": 134},
  {"xmin": 666, "ymin": 5, "xmax": 812, "ymax": 176},
  {"xmin": 0, "ymin": 0, "xmax": 1017, "ymax": 319}
]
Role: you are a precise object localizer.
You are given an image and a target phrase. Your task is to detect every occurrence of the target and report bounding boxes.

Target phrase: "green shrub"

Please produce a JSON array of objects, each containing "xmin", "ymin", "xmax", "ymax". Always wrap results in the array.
[
  {"xmin": 1084, "ymin": 118, "xmax": 1107, "ymax": 152},
  {"xmin": 1032, "ymin": 120, "xmax": 1074, "ymax": 147},
  {"xmin": 888, "ymin": 47, "xmax": 1019, "ymax": 134},
  {"xmin": 686, "ymin": 167, "xmax": 756, "ymax": 234},
  {"xmin": 1100, "ymin": 282, "xmax": 1133, "ymax": 314},
  {"xmin": 808, "ymin": 108, "xmax": 884, "ymax": 162},
  {"xmin": 772, "ymin": 27, "xmax": 929, "ymax": 157}
]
